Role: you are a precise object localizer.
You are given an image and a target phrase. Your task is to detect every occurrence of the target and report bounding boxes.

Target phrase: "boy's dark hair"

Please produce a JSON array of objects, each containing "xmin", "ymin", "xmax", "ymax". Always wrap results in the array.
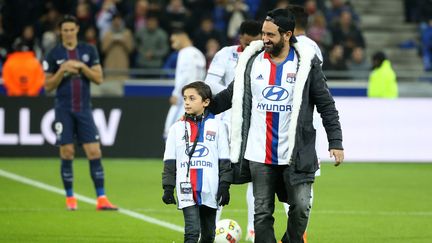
[
  {"xmin": 58, "ymin": 15, "xmax": 79, "ymax": 28},
  {"xmin": 182, "ymin": 81, "xmax": 212, "ymax": 101},
  {"xmin": 287, "ymin": 5, "xmax": 308, "ymax": 30},
  {"xmin": 239, "ymin": 20, "xmax": 262, "ymax": 36}
]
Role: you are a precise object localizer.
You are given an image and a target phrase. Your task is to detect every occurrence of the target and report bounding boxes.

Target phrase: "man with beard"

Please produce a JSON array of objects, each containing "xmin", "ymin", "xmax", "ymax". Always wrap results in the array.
[{"xmin": 208, "ymin": 8, "xmax": 344, "ymax": 243}]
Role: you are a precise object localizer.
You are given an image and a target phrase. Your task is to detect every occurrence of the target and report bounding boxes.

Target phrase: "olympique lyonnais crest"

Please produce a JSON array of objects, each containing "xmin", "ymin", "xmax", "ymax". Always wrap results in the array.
[
  {"xmin": 206, "ymin": 131, "xmax": 216, "ymax": 141},
  {"xmin": 286, "ymin": 73, "xmax": 296, "ymax": 83}
]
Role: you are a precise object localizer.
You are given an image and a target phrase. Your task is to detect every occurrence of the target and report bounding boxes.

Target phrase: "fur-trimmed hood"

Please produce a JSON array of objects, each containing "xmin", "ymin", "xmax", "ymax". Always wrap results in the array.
[{"xmin": 230, "ymin": 40, "xmax": 316, "ymax": 164}]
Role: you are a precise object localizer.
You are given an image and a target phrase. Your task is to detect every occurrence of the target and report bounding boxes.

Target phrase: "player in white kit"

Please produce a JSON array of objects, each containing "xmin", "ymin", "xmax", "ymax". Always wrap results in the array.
[
  {"xmin": 163, "ymin": 30, "xmax": 206, "ymax": 139},
  {"xmin": 205, "ymin": 20, "xmax": 262, "ymax": 242}
]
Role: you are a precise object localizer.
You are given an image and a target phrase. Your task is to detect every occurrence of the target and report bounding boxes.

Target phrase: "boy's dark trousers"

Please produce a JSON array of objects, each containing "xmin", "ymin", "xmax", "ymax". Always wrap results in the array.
[{"xmin": 183, "ymin": 205, "xmax": 217, "ymax": 243}]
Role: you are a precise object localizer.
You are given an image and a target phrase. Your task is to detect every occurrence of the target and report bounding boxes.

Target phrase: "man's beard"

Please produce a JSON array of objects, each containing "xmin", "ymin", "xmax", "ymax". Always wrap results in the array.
[{"xmin": 264, "ymin": 38, "xmax": 285, "ymax": 56}]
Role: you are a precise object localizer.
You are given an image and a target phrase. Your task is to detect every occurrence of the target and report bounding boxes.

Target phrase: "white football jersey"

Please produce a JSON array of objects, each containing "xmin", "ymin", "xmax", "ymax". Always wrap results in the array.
[
  {"xmin": 163, "ymin": 46, "xmax": 206, "ymax": 139},
  {"xmin": 205, "ymin": 45, "xmax": 242, "ymax": 94},
  {"xmin": 205, "ymin": 45, "xmax": 243, "ymax": 134},
  {"xmin": 171, "ymin": 46, "xmax": 206, "ymax": 100},
  {"xmin": 244, "ymin": 48, "xmax": 299, "ymax": 165},
  {"xmin": 163, "ymin": 114, "xmax": 230, "ymax": 209}
]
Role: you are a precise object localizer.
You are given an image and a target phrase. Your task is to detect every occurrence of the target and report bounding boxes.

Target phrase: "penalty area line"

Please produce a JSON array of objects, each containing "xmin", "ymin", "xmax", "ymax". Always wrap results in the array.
[{"xmin": 0, "ymin": 168, "xmax": 183, "ymax": 233}]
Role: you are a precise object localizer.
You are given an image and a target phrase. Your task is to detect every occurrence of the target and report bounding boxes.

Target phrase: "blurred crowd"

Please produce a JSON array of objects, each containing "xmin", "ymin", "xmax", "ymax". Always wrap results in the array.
[
  {"xmin": 0, "ymin": 0, "xmax": 371, "ymax": 88},
  {"xmin": 404, "ymin": 0, "xmax": 432, "ymax": 71},
  {"xmin": 0, "ymin": 0, "xmax": 369, "ymax": 77}
]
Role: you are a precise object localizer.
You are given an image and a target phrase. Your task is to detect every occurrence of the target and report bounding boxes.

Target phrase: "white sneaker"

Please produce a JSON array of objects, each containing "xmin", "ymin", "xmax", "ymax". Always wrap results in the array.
[{"xmin": 245, "ymin": 229, "xmax": 255, "ymax": 242}]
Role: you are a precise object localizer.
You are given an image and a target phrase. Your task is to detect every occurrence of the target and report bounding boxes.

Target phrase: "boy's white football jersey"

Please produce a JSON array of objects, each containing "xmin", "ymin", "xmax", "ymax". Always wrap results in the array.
[
  {"xmin": 244, "ymin": 48, "xmax": 299, "ymax": 165},
  {"xmin": 163, "ymin": 114, "xmax": 229, "ymax": 209}
]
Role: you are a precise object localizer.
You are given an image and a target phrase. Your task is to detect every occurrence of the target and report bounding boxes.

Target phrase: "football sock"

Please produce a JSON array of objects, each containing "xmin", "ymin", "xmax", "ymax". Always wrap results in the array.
[
  {"xmin": 61, "ymin": 159, "xmax": 73, "ymax": 197},
  {"xmin": 89, "ymin": 158, "xmax": 105, "ymax": 197}
]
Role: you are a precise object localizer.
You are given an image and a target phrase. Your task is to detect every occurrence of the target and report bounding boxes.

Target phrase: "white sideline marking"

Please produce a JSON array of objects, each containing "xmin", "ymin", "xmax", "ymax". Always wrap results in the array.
[
  {"xmin": 0, "ymin": 169, "xmax": 183, "ymax": 233},
  {"xmin": 210, "ymin": 209, "xmax": 432, "ymax": 217},
  {"xmin": 314, "ymin": 210, "xmax": 432, "ymax": 217}
]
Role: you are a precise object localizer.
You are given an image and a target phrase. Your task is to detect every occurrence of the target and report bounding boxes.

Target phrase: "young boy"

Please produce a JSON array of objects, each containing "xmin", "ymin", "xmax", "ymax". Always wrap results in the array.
[{"xmin": 162, "ymin": 81, "xmax": 233, "ymax": 242}]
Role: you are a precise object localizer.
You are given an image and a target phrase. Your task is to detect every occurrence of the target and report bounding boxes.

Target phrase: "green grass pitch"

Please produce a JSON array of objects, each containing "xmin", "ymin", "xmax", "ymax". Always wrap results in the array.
[{"xmin": 0, "ymin": 158, "xmax": 431, "ymax": 243}]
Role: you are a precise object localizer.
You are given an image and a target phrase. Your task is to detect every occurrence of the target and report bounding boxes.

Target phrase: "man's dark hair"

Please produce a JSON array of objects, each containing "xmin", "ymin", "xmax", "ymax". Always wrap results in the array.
[
  {"xmin": 287, "ymin": 5, "xmax": 308, "ymax": 30},
  {"xmin": 239, "ymin": 20, "xmax": 262, "ymax": 36},
  {"xmin": 111, "ymin": 12, "xmax": 123, "ymax": 20},
  {"xmin": 146, "ymin": 10, "xmax": 160, "ymax": 21},
  {"xmin": 12, "ymin": 40, "xmax": 32, "ymax": 52},
  {"xmin": 171, "ymin": 28, "xmax": 188, "ymax": 36},
  {"xmin": 266, "ymin": 8, "xmax": 296, "ymax": 34},
  {"xmin": 182, "ymin": 81, "xmax": 212, "ymax": 101},
  {"xmin": 372, "ymin": 51, "xmax": 387, "ymax": 69},
  {"xmin": 58, "ymin": 15, "xmax": 79, "ymax": 28}
]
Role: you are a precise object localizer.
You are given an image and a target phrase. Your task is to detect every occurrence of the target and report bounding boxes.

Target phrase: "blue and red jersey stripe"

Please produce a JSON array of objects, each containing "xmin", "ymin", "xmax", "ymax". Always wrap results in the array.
[
  {"xmin": 190, "ymin": 168, "xmax": 203, "ymax": 205},
  {"xmin": 67, "ymin": 49, "xmax": 82, "ymax": 112},
  {"xmin": 186, "ymin": 119, "xmax": 205, "ymax": 204},
  {"xmin": 263, "ymin": 48, "xmax": 295, "ymax": 164}
]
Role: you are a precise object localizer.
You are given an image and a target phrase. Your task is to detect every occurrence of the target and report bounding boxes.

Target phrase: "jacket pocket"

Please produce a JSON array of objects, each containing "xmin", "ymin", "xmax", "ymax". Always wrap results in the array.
[
  {"xmin": 231, "ymin": 160, "xmax": 252, "ymax": 184},
  {"xmin": 295, "ymin": 128, "xmax": 318, "ymax": 173}
]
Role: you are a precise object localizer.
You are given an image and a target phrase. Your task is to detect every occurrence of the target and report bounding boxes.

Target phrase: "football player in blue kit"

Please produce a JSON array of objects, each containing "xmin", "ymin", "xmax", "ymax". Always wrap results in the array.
[{"xmin": 44, "ymin": 15, "xmax": 117, "ymax": 211}]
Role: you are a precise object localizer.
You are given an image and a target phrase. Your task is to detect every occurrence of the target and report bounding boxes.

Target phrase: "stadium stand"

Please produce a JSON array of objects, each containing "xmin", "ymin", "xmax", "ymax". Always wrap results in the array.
[
  {"xmin": 352, "ymin": 0, "xmax": 423, "ymax": 77},
  {"xmin": 0, "ymin": 0, "xmax": 431, "ymax": 96}
]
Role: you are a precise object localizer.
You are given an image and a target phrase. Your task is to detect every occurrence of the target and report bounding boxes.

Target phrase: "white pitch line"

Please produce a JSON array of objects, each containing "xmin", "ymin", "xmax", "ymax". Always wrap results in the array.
[
  {"xmin": 0, "ymin": 169, "xmax": 184, "ymax": 233},
  {"xmin": 314, "ymin": 210, "xmax": 432, "ymax": 217}
]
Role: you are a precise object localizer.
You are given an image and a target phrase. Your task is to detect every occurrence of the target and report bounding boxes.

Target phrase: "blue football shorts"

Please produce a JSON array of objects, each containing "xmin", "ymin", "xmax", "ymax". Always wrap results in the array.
[{"xmin": 54, "ymin": 108, "xmax": 100, "ymax": 145}]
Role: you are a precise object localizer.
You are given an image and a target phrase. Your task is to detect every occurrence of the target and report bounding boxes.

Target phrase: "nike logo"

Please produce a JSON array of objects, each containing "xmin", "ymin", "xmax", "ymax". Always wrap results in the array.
[{"xmin": 56, "ymin": 59, "xmax": 65, "ymax": 65}]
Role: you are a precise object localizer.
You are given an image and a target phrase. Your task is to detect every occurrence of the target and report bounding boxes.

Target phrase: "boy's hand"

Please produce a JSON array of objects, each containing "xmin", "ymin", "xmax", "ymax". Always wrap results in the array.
[
  {"xmin": 162, "ymin": 186, "xmax": 176, "ymax": 205},
  {"xmin": 217, "ymin": 182, "xmax": 230, "ymax": 206}
]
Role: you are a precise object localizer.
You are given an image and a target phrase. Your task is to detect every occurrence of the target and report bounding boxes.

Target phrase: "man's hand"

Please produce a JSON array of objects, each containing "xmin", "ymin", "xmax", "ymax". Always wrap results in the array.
[
  {"xmin": 69, "ymin": 60, "xmax": 85, "ymax": 71},
  {"xmin": 162, "ymin": 186, "xmax": 176, "ymax": 205},
  {"xmin": 330, "ymin": 149, "xmax": 344, "ymax": 166},
  {"xmin": 217, "ymin": 182, "xmax": 230, "ymax": 206},
  {"xmin": 60, "ymin": 61, "xmax": 78, "ymax": 74},
  {"xmin": 61, "ymin": 60, "xmax": 83, "ymax": 74}
]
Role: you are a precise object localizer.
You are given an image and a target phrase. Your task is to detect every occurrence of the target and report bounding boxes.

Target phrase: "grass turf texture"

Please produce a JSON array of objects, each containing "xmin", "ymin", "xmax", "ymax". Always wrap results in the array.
[{"xmin": 0, "ymin": 158, "xmax": 431, "ymax": 243}]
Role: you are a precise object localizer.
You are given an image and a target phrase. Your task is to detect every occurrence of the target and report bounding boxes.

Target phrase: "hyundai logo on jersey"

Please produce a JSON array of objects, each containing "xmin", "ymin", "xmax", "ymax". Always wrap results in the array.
[
  {"xmin": 180, "ymin": 160, "xmax": 213, "ymax": 168},
  {"xmin": 185, "ymin": 144, "xmax": 210, "ymax": 157},
  {"xmin": 262, "ymin": 86, "xmax": 289, "ymax": 101}
]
